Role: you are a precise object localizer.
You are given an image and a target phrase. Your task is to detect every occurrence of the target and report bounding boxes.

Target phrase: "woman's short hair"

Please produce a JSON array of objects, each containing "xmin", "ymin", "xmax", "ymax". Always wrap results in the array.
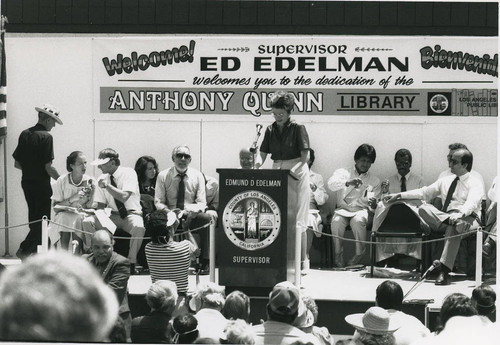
[
  {"xmin": 145, "ymin": 209, "xmax": 170, "ymax": 244},
  {"xmin": 224, "ymin": 319, "xmax": 256, "ymax": 345},
  {"xmin": 0, "ymin": 252, "xmax": 118, "ymax": 342},
  {"xmin": 146, "ymin": 280, "xmax": 178, "ymax": 315},
  {"xmin": 354, "ymin": 144, "xmax": 377, "ymax": 163},
  {"xmin": 439, "ymin": 293, "xmax": 477, "ymax": 332},
  {"xmin": 66, "ymin": 151, "xmax": 83, "ymax": 172},
  {"xmin": 269, "ymin": 91, "xmax": 295, "ymax": 113},
  {"xmin": 222, "ymin": 290, "xmax": 251, "ymax": 322},
  {"xmin": 171, "ymin": 313, "xmax": 199, "ymax": 344},
  {"xmin": 134, "ymin": 155, "xmax": 159, "ymax": 183},
  {"xmin": 471, "ymin": 284, "xmax": 496, "ymax": 321}
]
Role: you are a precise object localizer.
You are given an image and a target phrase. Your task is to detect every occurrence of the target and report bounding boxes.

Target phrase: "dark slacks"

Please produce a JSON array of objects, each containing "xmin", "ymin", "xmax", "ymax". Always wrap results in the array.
[{"xmin": 20, "ymin": 180, "xmax": 52, "ymax": 254}]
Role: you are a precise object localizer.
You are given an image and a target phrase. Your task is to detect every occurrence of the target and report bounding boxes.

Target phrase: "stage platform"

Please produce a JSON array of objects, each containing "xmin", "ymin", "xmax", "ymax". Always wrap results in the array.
[{"xmin": 1, "ymin": 258, "xmax": 495, "ymax": 335}]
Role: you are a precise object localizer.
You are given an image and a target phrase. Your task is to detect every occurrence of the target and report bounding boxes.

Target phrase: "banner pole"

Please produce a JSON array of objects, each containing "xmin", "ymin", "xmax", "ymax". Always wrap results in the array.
[{"xmin": 3, "ymin": 138, "xmax": 10, "ymax": 257}]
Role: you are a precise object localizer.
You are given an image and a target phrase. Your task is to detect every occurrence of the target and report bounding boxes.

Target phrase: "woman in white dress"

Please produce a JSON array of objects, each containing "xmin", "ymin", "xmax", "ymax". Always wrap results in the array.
[{"xmin": 51, "ymin": 151, "xmax": 95, "ymax": 253}]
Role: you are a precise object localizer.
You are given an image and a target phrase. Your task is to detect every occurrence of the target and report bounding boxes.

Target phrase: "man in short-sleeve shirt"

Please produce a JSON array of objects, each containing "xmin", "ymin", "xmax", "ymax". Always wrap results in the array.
[
  {"xmin": 12, "ymin": 104, "xmax": 63, "ymax": 258},
  {"xmin": 82, "ymin": 148, "xmax": 145, "ymax": 270}
]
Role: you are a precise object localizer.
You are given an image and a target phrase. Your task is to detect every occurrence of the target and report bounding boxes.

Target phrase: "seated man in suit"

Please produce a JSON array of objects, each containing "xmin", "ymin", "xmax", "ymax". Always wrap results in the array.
[
  {"xmin": 155, "ymin": 145, "xmax": 212, "ymax": 273},
  {"xmin": 86, "ymin": 230, "xmax": 132, "ymax": 340},
  {"xmin": 371, "ymin": 149, "xmax": 426, "ymax": 265},
  {"xmin": 384, "ymin": 148, "xmax": 483, "ymax": 285},
  {"xmin": 328, "ymin": 144, "xmax": 381, "ymax": 268}
]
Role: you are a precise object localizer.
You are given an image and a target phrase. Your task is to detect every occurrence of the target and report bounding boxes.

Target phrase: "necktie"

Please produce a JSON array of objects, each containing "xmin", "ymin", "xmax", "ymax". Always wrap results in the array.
[
  {"xmin": 176, "ymin": 173, "xmax": 186, "ymax": 209},
  {"xmin": 110, "ymin": 175, "xmax": 128, "ymax": 219},
  {"xmin": 443, "ymin": 176, "xmax": 459, "ymax": 213},
  {"xmin": 400, "ymin": 176, "xmax": 407, "ymax": 192}
]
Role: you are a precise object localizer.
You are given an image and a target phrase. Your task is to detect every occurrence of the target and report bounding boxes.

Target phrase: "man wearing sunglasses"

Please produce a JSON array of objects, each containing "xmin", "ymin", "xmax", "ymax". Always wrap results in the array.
[
  {"xmin": 383, "ymin": 148, "xmax": 483, "ymax": 285},
  {"xmin": 371, "ymin": 149, "xmax": 426, "ymax": 266},
  {"xmin": 154, "ymin": 145, "xmax": 211, "ymax": 274}
]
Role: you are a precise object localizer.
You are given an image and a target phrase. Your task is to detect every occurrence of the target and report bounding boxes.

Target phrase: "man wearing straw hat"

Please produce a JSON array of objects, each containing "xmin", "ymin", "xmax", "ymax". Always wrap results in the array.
[{"xmin": 13, "ymin": 104, "xmax": 63, "ymax": 259}]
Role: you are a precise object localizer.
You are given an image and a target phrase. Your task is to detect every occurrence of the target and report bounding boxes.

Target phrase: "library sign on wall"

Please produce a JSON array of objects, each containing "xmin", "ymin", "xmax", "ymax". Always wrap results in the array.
[{"xmin": 93, "ymin": 36, "xmax": 498, "ymax": 117}]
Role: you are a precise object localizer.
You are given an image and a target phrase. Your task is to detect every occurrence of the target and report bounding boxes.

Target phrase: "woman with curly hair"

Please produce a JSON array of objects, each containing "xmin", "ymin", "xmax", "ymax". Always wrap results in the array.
[{"xmin": 256, "ymin": 91, "xmax": 310, "ymax": 275}]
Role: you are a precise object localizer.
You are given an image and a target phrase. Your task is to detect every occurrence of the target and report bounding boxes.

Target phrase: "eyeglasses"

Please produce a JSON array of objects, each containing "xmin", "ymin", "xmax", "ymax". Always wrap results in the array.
[
  {"xmin": 449, "ymin": 159, "xmax": 461, "ymax": 165},
  {"xmin": 395, "ymin": 161, "xmax": 410, "ymax": 167},
  {"xmin": 175, "ymin": 153, "xmax": 191, "ymax": 160}
]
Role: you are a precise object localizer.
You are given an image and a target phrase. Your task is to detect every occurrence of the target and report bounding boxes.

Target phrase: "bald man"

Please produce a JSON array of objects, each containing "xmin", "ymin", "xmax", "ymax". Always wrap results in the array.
[{"xmin": 86, "ymin": 230, "xmax": 132, "ymax": 339}]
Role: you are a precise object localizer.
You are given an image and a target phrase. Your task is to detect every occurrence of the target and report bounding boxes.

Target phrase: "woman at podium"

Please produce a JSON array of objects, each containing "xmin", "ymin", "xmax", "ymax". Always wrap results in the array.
[{"xmin": 255, "ymin": 91, "xmax": 310, "ymax": 270}]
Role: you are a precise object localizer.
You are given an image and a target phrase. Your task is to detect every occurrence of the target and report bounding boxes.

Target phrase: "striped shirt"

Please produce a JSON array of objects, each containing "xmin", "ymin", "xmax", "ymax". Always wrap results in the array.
[{"xmin": 145, "ymin": 240, "xmax": 195, "ymax": 293}]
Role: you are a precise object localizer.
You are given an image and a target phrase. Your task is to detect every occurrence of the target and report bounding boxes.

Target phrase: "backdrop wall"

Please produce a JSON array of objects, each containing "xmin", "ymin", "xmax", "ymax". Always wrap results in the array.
[{"xmin": 0, "ymin": 35, "xmax": 497, "ymax": 254}]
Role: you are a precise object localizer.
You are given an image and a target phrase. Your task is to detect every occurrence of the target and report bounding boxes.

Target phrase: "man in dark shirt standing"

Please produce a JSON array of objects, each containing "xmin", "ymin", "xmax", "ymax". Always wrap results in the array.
[{"xmin": 12, "ymin": 104, "xmax": 62, "ymax": 259}]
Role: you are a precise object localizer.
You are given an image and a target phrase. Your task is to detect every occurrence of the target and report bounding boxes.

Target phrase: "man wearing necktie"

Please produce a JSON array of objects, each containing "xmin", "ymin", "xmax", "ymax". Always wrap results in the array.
[
  {"xmin": 154, "ymin": 145, "xmax": 211, "ymax": 273},
  {"xmin": 83, "ymin": 148, "xmax": 146, "ymax": 274},
  {"xmin": 384, "ymin": 148, "xmax": 483, "ymax": 285},
  {"xmin": 371, "ymin": 149, "xmax": 425, "ymax": 265}
]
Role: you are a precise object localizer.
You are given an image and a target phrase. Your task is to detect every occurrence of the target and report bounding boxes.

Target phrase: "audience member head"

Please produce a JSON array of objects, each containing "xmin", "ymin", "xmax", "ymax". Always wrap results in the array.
[
  {"xmin": 354, "ymin": 144, "xmax": 376, "ymax": 174},
  {"xmin": 301, "ymin": 293, "xmax": 319, "ymax": 325},
  {"xmin": 91, "ymin": 229, "xmax": 115, "ymax": 264},
  {"xmin": 292, "ymin": 293, "xmax": 315, "ymax": 331},
  {"xmin": 266, "ymin": 281, "xmax": 303, "ymax": 325},
  {"xmin": 0, "ymin": 252, "xmax": 118, "ymax": 342},
  {"xmin": 146, "ymin": 280, "xmax": 178, "ymax": 315},
  {"xmin": 172, "ymin": 145, "xmax": 191, "ymax": 173},
  {"xmin": 449, "ymin": 148, "xmax": 473, "ymax": 175},
  {"xmin": 93, "ymin": 148, "xmax": 120, "ymax": 174},
  {"xmin": 145, "ymin": 209, "xmax": 179, "ymax": 244},
  {"xmin": 345, "ymin": 307, "xmax": 398, "ymax": 345},
  {"xmin": 134, "ymin": 155, "xmax": 159, "ymax": 184},
  {"xmin": 66, "ymin": 151, "xmax": 86, "ymax": 173},
  {"xmin": 307, "ymin": 148, "xmax": 316, "ymax": 169},
  {"xmin": 239, "ymin": 148, "xmax": 254, "ymax": 169},
  {"xmin": 190, "ymin": 282, "xmax": 226, "ymax": 312},
  {"xmin": 171, "ymin": 313, "xmax": 199, "ymax": 344},
  {"xmin": 438, "ymin": 293, "xmax": 477, "ymax": 333},
  {"xmin": 223, "ymin": 319, "xmax": 256, "ymax": 344},
  {"xmin": 471, "ymin": 284, "xmax": 496, "ymax": 322},
  {"xmin": 375, "ymin": 280, "xmax": 404, "ymax": 311},
  {"xmin": 447, "ymin": 143, "xmax": 470, "ymax": 167},
  {"xmin": 108, "ymin": 316, "xmax": 127, "ymax": 343},
  {"xmin": 222, "ymin": 290, "xmax": 251, "ymax": 322},
  {"xmin": 394, "ymin": 149, "xmax": 412, "ymax": 176}
]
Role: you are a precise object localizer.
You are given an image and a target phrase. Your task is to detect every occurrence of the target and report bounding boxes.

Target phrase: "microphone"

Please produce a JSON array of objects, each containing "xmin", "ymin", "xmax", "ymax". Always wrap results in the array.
[
  {"xmin": 403, "ymin": 260, "xmax": 441, "ymax": 301},
  {"xmin": 71, "ymin": 240, "xmax": 79, "ymax": 255},
  {"xmin": 249, "ymin": 124, "xmax": 263, "ymax": 153},
  {"xmin": 421, "ymin": 260, "xmax": 441, "ymax": 279}
]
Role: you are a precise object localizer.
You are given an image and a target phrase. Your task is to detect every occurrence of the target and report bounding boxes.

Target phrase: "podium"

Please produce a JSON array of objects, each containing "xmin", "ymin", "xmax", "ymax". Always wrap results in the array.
[{"xmin": 216, "ymin": 169, "xmax": 299, "ymax": 295}]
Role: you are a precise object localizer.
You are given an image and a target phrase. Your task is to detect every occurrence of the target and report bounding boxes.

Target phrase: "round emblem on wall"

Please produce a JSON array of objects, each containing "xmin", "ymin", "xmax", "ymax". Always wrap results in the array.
[
  {"xmin": 222, "ymin": 190, "xmax": 281, "ymax": 251},
  {"xmin": 429, "ymin": 94, "xmax": 449, "ymax": 114}
]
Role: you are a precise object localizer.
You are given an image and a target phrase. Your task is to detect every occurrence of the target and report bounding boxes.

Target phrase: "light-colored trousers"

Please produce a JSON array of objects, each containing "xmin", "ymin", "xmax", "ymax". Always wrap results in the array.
[
  {"xmin": 82, "ymin": 213, "xmax": 145, "ymax": 264},
  {"xmin": 331, "ymin": 209, "xmax": 369, "ymax": 257},
  {"xmin": 418, "ymin": 203, "xmax": 478, "ymax": 270}
]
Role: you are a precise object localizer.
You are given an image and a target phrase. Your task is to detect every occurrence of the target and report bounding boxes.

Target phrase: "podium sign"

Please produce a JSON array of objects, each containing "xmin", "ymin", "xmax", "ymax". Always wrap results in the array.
[{"xmin": 217, "ymin": 169, "xmax": 298, "ymax": 291}]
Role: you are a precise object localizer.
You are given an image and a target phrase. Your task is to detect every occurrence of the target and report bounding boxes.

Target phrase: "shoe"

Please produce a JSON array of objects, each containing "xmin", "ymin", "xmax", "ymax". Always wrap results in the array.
[
  {"xmin": 334, "ymin": 254, "xmax": 345, "ymax": 268},
  {"xmin": 301, "ymin": 259, "xmax": 310, "ymax": 275},
  {"xmin": 483, "ymin": 239, "xmax": 495, "ymax": 257},
  {"xmin": 347, "ymin": 254, "xmax": 364, "ymax": 266},
  {"xmin": 435, "ymin": 264, "xmax": 451, "ymax": 285},
  {"xmin": 130, "ymin": 264, "xmax": 140, "ymax": 275}
]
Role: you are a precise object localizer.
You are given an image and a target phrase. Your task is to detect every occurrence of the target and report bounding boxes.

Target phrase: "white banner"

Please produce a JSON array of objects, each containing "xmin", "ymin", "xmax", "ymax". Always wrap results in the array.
[{"xmin": 93, "ymin": 35, "xmax": 498, "ymax": 117}]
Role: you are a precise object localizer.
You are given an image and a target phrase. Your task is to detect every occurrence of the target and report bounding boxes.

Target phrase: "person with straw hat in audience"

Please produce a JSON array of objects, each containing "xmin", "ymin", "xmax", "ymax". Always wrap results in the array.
[{"xmin": 344, "ymin": 306, "xmax": 399, "ymax": 345}]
